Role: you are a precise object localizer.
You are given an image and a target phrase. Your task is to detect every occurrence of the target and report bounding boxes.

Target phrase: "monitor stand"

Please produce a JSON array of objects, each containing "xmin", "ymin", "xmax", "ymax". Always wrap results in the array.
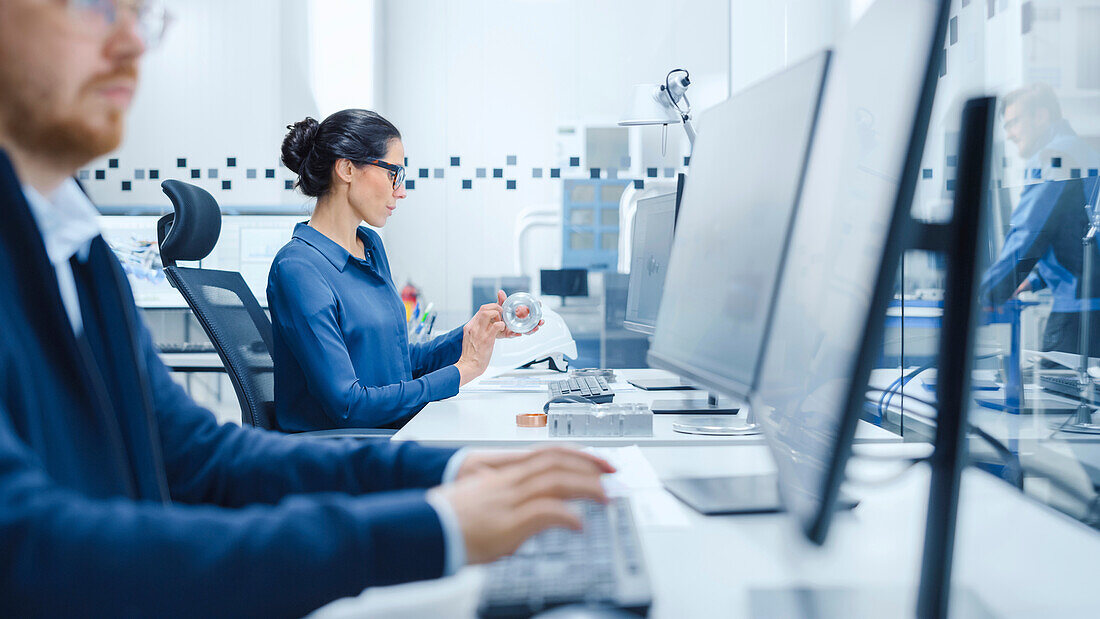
[
  {"xmin": 628, "ymin": 377, "xmax": 699, "ymax": 391},
  {"xmin": 664, "ymin": 473, "xmax": 858, "ymax": 515},
  {"xmin": 651, "ymin": 391, "xmax": 741, "ymax": 415}
]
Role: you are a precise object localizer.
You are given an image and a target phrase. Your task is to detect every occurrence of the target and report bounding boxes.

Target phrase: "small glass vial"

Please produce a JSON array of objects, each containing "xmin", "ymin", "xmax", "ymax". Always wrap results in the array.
[{"xmin": 501, "ymin": 292, "xmax": 543, "ymax": 334}]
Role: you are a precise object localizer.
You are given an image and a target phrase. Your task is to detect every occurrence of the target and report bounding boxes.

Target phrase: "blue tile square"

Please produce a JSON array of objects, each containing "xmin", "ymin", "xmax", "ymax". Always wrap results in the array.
[
  {"xmin": 108, "ymin": 158, "xmax": 119, "ymax": 168},
  {"xmin": 226, "ymin": 157, "xmax": 237, "ymax": 167},
  {"xmin": 949, "ymin": 16, "xmax": 958, "ymax": 45},
  {"xmin": 406, "ymin": 180, "xmax": 415, "ymax": 190},
  {"xmin": 532, "ymin": 168, "xmax": 543, "ymax": 178},
  {"xmin": 134, "ymin": 169, "xmax": 145, "ymax": 180},
  {"xmin": 939, "ymin": 52, "xmax": 946, "ymax": 78},
  {"xmin": 590, "ymin": 168, "xmax": 600, "ymax": 179},
  {"xmin": 95, "ymin": 170, "xmax": 105, "ymax": 180},
  {"xmin": 683, "ymin": 156, "xmax": 690, "ymax": 166},
  {"xmin": 647, "ymin": 167, "xmax": 658, "ymax": 178},
  {"xmin": 607, "ymin": 169, "xmax": 618, "ymax": 180},
  {"xmin": 634, "ymin": 179, "xmax": 644, "ymax": 189},
  {"xmin": 946, "ymin": 179, "xmax": 956, "ymax": 191},
  {"xmin": 476, "ymin": 168, "xmax": 487, "ymax": 178},
  {"xmin": 1071, "ymin": 169, "xmax": 1082, "ymax": 179},
  {"xmin": 265, "ymin": 168, "xmax": 276, "ymax": 178},
  {"xmin": 433, "ymin": 168, "xmax": 444, "ymax": 179},
  {"xmin": 507, "ymin": 155, "xmax": 517, "ymax": 166},
  {"xmin": 569, "ymin": 157, "xmax": 580, "ymax": 167},
  {"xmin": 922, "ymin": 168, "xmax": 933, "ymax": 179},
  {"xmin": 1089, "ymin": 168, "xmax": 1098, "ymax": 177},
  {"xmin": 1052, "ymin": 157, "xmax": 1062, "ymax": 168},
  {"xmin": 404, "ymin": 157, "xmax": 408, "ymax": 166},
  {"xmin": 506, "ymin": 180, "xmax": 517, "ymax": 190},
  {"xmin": 946, "ymin": 155, "xmax": 958, "ymax": 166},
  {"xmin": 222, "ymin": 180, "xmax": 231, "ymax": 190},
  {"xmin": 246, "ymin": 169, "xmax": 257, "ymax": 179},
  {"xmin": 1030, "ymin": 168, "xmax": 1042, "ymax": 179},
  {"xmin": 78, "ymin": 170, "xmax": 90, "ymax": 180},
  {"xmin": 620, "ymin": 156, "xmax": 632, "ymax": 168},
  {"xmin": 419, "ymin": 168, "xmax": 429, "ymax": 178},
  {"xmin": 462, "ymin": 179, "xmax": 472, "ymax": 189},
  {"xmin": 663, "ymin": 168, "xmax": 674, "ymax": 178},
  {"xmin": 493, "ymin": 168, "xmax": 503, "ymax": 178},
  {"xmin": 121, "ymin": 181, "xmax": 131, "ymax": 191},
  {"xmin": 208, "ymin": 168, "xmax": 218, "ymax": 179},
  {"xmin": 450, "ymin": 157, "xmax": 460, "ymax": 166},
  {"xmin": 550, "ymin": 168, "xmax": 561, "ymax": 178},
  {"xmin": 149, "ymin": 169, "xmax": 159, "ymax": 180},
  {"xmin": 177, "ymin": 158, "xmax": 187, "ymax": 168},
  {"xmin": 285, "ymin": 180, "xmax": 295, "ymax": 190}
]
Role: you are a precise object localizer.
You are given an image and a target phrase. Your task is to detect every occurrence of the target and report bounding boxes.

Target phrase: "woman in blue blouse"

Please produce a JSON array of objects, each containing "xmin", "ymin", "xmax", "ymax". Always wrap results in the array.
[{"xmin": 268, "ymin": 109, "xmax": 537, "ymax": 430}]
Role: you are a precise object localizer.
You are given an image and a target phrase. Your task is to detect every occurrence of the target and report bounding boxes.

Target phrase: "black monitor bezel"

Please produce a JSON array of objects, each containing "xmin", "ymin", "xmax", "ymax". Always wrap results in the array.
[{"xmin": 795, "ymin": 0, "xmax": 952, "ymax": 544}]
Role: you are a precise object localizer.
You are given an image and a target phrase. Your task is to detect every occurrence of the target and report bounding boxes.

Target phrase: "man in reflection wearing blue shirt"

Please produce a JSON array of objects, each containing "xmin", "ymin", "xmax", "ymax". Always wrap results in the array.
[
  {"xmin": 980, "ymin": 83, "xmax": 1100, "ymax": 359},
  {"xmin": 0, "ymin": 1, "xmax": 612, "ymax": 616}
]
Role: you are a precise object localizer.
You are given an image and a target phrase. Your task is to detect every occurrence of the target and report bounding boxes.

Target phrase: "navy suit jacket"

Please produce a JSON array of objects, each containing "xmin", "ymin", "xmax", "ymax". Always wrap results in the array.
[{"xmin": 0, "ymin": 150, "xmax": 458, "ymax": 617}]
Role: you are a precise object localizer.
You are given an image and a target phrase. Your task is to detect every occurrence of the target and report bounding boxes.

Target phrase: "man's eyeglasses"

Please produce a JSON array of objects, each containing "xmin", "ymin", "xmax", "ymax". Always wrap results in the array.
[
  {"xmin": 69, "ymin": 0, "xmax": 174, "ymax": 49},
  {"xmin": 363, "ymin": 159, "xmax": 406, "ymax": 191}
]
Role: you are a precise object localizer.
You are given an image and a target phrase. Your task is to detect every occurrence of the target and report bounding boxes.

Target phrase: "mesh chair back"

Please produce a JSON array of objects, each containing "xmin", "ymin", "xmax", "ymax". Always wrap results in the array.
[{"xmin": 165, "ymin": 266, "xmax": 278, "ymax": 430}]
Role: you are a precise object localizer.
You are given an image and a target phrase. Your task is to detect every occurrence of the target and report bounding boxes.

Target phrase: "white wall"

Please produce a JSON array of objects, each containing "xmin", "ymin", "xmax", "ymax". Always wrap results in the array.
[{"xmin": 376, "ymin": 0, "xmax": 731, "ymax": 328}]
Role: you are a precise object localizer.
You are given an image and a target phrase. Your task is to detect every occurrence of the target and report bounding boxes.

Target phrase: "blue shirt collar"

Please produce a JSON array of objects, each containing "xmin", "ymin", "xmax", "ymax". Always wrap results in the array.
[{"xmin": 291, "ymin": 222, "xmax": 375, "ymax": 272}]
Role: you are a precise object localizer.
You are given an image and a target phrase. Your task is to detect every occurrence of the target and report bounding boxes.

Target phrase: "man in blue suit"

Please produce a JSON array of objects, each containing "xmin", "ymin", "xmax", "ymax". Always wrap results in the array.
[{"xmin": 0, "ymin": 2, "xmax": 611, "ymax": 616}]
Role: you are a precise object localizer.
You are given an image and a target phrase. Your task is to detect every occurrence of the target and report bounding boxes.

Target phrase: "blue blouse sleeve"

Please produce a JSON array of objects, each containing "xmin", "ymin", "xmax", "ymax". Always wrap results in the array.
[
  {"xmin": 409, "ymin": 325, "xmax": 464, "ymax": 378},
  {"xmin": 269, "ymin": 257, "xmax": 460, "ymax": 427}
]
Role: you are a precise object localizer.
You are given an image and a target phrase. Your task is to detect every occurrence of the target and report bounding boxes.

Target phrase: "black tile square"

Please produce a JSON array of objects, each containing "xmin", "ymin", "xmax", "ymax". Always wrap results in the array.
[
  {"xmin": 226, "ymin": 157, "xmax": 237, "ymax": 167},
  {"xmin": 647, "ymin": 167, "xmax": 658, "ymax": 178},
  {"xmin": 95, "ymin": 170, "xmax": 106, "ymax": 180},
  {"xmin": 1051, "ymin": 157, "xmax": 1062, "ymax": 168},
  {"xmin": 149, "ymin": 169, "xmax": 159, "ymax": 180},
  {"xmin": 108, "ymin": 158, "xmax": 119, "ymax": 168},
  {"xmin": 177, "ymin": 158, "xmax": 187, "ymax": 168},
  {"xmin": 683, "ymin": 156, "xmax": 690, "ymax": 166},
  {"xmin": 589, "ymin": 168, "xmax": 600, "ymax": 179},
  {"xmin": 404, "ymin": 157, "xmax": 408, "ymax": 166},
  {"xmin": 462, "ymin": 179, "xmax": 472, "ymax": 189},
  {"xmin": 922, "ymin": 168, "xmax": 933, "ymax": 179},
  {"xmin": 493, "ymin": 168, "xmax": 503, "ymax": 178},
  {"xmin": 1071, "ymin": 169, "xmax": 1082, "ymax": 179},
  {"xmin": 222, "ymin": 180, "xmax": 231, "ymax": 190},
  {"xmin": 191, "ymin": 169, "xmax": 201, "ymax": 179},
  {"xmin": 405, "ymin": 180, "xmax": 415, "ymax": 190},
  {"xmin": 634, "ymin": 179, "xmax": 644, "ymax": 189},
  {"xmin": 946, "ymin": 179, "xmax": 957, "ymax": 191},
  {"xmin": 506, "ymin": 180, "xmax": 516, "ymax": 190},
  {"xmin": 450, "ymin": 157, "xmax": 460, "ymax": 166},
  {"xmin": 550, "ymin": 168, "xmax": 561, "ymax": 178},
  {"xmin": 265, "ymin": 168, "xmax": 276, "ymax": 178},
  {"xmin": 419, "ymin": 168, "xmax": 429, "ymax": 178},
  {"xmin": 121, "ymin": 181, "xmax": 131, "ymax": 191},
  {"xmin": 569, "ymin": 157, "xmax": 580, "ymax": 167},
  {"xmin": 285, "ymin": 180, "xmax": 295, "ymax": 190}
]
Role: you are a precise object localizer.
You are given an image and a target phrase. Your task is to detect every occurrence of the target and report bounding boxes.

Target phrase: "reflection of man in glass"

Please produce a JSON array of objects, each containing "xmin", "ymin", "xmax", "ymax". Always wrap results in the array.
[{"xmin": 981, "ymin": 84, "xmax": 1100, "ymax": 356}]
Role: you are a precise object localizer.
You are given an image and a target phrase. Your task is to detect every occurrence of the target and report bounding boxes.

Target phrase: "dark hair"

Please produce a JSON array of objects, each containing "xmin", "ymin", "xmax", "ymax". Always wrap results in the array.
[{"xmin": 281, "ymin": 109, "xmax": 402, "ymax": 198}]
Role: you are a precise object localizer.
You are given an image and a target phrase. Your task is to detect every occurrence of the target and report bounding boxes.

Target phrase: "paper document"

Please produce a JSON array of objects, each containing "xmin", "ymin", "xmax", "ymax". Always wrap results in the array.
[{"xmin": 585, "ymin": 445, "xmax": 691, "ymax": 528}]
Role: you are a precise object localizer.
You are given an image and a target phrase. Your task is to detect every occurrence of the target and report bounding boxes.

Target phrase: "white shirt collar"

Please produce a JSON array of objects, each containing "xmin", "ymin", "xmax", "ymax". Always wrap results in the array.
[{"xmin": 22, "ymin": 178, "xmax": 102, "ymax": 265}]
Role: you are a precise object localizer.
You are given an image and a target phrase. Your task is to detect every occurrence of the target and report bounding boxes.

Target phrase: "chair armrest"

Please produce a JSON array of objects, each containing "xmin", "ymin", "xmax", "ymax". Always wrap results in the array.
[{"xmin": 287, "ymin": 428, "xmax": 397, "ymax": 439}]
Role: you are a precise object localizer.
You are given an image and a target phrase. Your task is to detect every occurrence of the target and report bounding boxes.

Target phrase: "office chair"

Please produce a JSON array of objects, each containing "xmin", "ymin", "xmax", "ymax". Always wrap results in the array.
[{"xmin": 157, "ymin": 180, "xmax": 393, "ymax": 438}]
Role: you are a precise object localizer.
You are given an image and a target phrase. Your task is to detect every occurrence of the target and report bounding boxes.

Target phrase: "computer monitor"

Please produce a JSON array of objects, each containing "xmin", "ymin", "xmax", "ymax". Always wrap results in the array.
[
  {"xmin": 750, "ymin": 0, "xmax": 947, "ymax": 545},
  {"xmin": 624, "ymin": 192, "xmax": 676, "ymax": 335},
  {"xmin": 540, "ymin": 268, "xmax": 588, "ymax": 304},
  {"xmin": 646, "ymin": 50, "xmax": 832, "ymax": 412}
]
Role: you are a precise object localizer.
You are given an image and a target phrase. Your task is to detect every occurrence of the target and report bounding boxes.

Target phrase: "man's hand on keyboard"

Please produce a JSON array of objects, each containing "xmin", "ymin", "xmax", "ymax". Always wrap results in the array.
[
  {"xmin": 431, "ymin": 448, "xmax": 611, "ymax": 564},
  {"xmin": 454, "ymin": 446, "xmax": 615, "ymax": 480}
]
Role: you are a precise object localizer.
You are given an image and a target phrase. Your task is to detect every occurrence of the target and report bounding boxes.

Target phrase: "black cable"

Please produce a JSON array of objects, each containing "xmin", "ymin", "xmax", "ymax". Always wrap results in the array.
[{"xmin": 664, "ymin": 68, "xmax": 690, "ymax": 119}]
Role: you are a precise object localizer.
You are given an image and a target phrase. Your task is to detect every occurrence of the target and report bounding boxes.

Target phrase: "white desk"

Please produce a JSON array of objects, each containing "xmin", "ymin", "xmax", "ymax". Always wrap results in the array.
[
  {"xmin": 159, "ymin": 352, "xmax": 226, "ymax": 373},
  {"xmin": 393, "ymin": 368, "xmax": 900, "ymax": 447},
  {"xmin": 313, "ymin": 444, "xmax": 1100, "ymax": 618}
]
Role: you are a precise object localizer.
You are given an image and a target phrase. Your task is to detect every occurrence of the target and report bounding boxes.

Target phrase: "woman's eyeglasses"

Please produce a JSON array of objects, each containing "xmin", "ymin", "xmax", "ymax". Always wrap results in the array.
[{"xmin": 363, "ymin": 159, "xmax": 406, "ymax": 191}]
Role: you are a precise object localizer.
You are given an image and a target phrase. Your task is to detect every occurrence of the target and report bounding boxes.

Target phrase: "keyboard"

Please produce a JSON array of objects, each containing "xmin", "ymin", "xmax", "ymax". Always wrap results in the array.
[
  {"xmin": 478, "ymin": 498, "xmax": 652, "ymax": 618},
  {"xmin": 548, "ymin": 376, "xmax": 615, "ymax": 404},
  {"xmin": 1039, "ymin": 374, "xmax": 1100, "ymax": 405},
  {"xmin": 156, "ymin": 341, "xmax": 217, "ymax": 354}
]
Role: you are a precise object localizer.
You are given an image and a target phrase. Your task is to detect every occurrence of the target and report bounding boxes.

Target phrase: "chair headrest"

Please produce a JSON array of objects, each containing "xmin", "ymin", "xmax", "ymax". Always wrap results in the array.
[{"xmin": 158, "ymin": 180, "xmax": 222, "ymax": 267}]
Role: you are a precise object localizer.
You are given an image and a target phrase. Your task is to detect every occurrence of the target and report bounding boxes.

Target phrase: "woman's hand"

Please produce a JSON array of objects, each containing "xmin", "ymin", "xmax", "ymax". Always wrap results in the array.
[
  {"xmin": 455, "ymin": 303, "xmax": 506, "ymax": 385},
  {"xmin": 496, "ymin": 290, "xmax": 544, "ymax": 338}
]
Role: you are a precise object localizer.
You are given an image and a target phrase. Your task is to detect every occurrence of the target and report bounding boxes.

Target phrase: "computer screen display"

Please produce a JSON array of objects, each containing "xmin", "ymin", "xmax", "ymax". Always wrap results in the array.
[
  {"xmin": 750, "ymin": 0, "xmax": 948, "ymax": 543},
  {"xmin": 646, "ymin": 50, "xmax": 832, "ymax": 400},
  {"xmin": 624, "ymin": 193, "xmax": 676, "ymax": 335}
]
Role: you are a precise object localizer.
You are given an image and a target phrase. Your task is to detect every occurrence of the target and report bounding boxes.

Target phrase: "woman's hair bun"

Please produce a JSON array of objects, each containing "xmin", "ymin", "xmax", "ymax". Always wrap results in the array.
[{"xmin": 281, "ymin": 117, "xmax": 320, "ymax": 175}]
